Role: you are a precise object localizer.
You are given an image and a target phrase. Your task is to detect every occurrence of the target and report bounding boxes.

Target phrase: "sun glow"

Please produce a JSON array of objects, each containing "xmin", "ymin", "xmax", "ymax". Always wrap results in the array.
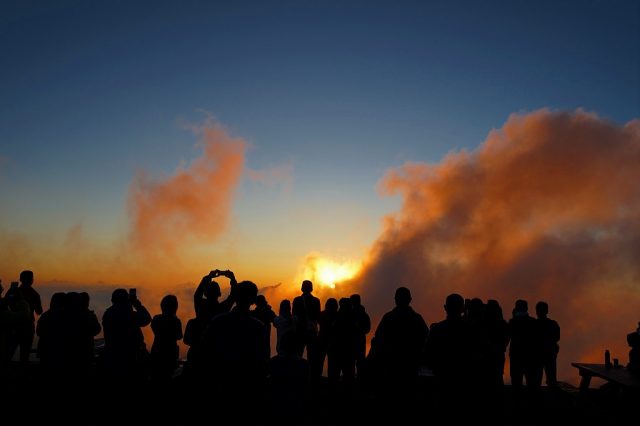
[{"xmin": 298, "ymin": 255, "xmax": 361, "ymax": 289}]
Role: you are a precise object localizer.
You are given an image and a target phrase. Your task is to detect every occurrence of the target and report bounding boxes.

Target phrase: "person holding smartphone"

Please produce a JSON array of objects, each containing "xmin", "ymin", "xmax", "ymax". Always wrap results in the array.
[
  {"xmin": 193, "ymin": 269, "xmax": 237, "ymax": 322},
  {"xmin": 101, "ymin": 287, "xmax": 152, "ymax": 382}
]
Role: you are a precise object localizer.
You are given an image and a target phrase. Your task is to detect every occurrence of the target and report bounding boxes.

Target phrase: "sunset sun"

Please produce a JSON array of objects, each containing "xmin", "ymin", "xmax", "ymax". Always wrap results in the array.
[{"xmin": 297, "ymin": 256, "xmax": 362, "ymax": 289}]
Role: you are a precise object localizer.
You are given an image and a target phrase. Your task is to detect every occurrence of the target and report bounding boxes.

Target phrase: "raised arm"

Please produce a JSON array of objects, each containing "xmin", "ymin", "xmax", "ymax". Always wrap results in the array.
[
  {"xmin": 131, "ymin": 298, "xmax": 152, "ymax": 327},
  {"xmin": 218, "ymin": 269, "xmax": 238, "ymax": 311}
]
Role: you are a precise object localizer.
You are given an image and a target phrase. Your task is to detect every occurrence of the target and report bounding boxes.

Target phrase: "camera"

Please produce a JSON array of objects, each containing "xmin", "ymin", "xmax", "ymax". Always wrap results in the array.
[{"xmin": 129, "ymin": 288, "xmax": 137, "ymax": 298}]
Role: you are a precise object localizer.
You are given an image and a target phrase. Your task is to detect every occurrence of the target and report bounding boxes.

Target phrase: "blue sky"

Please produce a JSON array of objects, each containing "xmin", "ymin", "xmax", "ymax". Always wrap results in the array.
[{"xmin": 0, "ymin": 0, "xmax": 638, "ymax": 283}]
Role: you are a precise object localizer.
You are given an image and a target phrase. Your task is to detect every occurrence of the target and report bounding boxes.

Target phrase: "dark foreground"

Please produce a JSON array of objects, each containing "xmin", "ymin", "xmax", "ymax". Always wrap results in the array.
[{"xmin": 1, "ymin": 364, "xmax": 636, "ymax": 425}]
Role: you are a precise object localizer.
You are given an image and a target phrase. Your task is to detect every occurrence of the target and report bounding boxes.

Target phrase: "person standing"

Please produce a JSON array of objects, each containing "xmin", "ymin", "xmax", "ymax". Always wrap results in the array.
[
  {"xmin": 535, "ymin": 301, "xmax": 560, "ymax": 387},
  {"xmin": 292, "ymin": 280, "xmax": 321, "ymax": 379},
  {"xmin": 374, "ymin": 287, "xmax": 429, "ymax": 392},
  {"xmin": 17, "ymin": 270, "xmax": 42, "ymax": 364}
]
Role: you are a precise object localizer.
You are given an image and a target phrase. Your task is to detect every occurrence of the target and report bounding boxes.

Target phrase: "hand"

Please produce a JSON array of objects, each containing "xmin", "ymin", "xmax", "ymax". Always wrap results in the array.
[{"xmin": 208, "ymin": 269, "xmax": 220, "ymax": 279}]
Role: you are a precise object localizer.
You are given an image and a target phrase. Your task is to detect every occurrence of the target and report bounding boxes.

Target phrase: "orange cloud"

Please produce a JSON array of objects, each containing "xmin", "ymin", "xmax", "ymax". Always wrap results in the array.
[
  {"xmin": 357, "ymin": 110, "xmax": 640, "ymax": 381},
  {"xmin": 128, "ymin": 121, "xmax": 246, "ymax": 253}
]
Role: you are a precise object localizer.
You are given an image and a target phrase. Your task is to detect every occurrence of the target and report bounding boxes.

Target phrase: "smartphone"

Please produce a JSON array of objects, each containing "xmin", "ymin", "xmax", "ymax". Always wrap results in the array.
[
  {"xmin": 10, "ymin": 281, "xmax": 19, "ymax": 290},
  {"xmin": 129, "ymin": 288, "xmax": 137, "ymax": 298}
]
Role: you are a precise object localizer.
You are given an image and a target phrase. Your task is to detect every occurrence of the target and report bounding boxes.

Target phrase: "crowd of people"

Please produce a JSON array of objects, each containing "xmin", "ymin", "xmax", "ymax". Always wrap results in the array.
[{"xmin": 1, "ymin": 268, "xmax": 638, "ymax": 414}]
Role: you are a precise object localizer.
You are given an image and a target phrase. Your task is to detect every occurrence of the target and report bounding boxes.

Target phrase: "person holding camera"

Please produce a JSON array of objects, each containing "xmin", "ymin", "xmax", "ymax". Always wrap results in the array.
[
  {"xmin": 183, "ymin": 269, "xmax": 237, "ymax": 379},
  {"xmin": 101, "ymin": 288, "xmax": 152, "ymax": 382},
  {"xmin": 194, "ymin": 269, "xmax": 237, "ymax": 322}
]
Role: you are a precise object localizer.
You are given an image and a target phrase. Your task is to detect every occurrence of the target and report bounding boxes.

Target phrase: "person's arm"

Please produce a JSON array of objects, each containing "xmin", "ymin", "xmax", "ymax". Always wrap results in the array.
[
  {"xmin": 222, "ymin": 269, "xmax": 238, "ymax": 295},
  {"xmin": 194, "ymin": 274, "xmax": 212, "ymax": 312},
  {"xmin": 175, "ymin": 318, "xmax": 184, "ymax": 341},
  {"xmin": 363, "ymin": 311, "xmax": 372, "ymax": 335},
  {"xmin": 217, "ymin": 270, "xmax": 238, "ymax": 311},
  {"xmin": 132, "ymin": 299, "xmax": 152, "ymax": 327},
  {"xmin": 34, "ymin": 291, "xmax": 43, "ymax": 316},
  {"xmin": 88, "ymin": 311, "xmax": 102, "ymax": 336},
  {"xmin": 553, "ymin": 320, "xmax": 560, "ymax": 344}
]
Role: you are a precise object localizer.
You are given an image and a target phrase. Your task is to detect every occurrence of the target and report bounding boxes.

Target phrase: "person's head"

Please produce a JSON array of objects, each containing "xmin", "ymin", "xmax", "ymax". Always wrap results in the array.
[
  {"xmin": 338, "ymin": 297, "xmax": 353, "ymax": 312},
  {"xmin": 350, "ymin": 294, "xmax": 362, "ymax": 307},
  {"xmin": 19, "ymin": 270, "xmax": 34, "ymax": 287},
  {"xmin": 535, "ymin": 301, "xmax": 549, "ymax": 317},
  {"xmin": 301, "ymin": 280, "xmax": 313, "ymax": 294},
  {"xmin": 467, "ymin": 298, "xmax": 484, "ymax": 320},
  {"xmin": 394, "ymin": 287, "xmax": 412, "ymax": 307},
  {"xmin": 485, "ymin": 299, "xmax": 504, "ymax": 321},
  {"xmin": 80, "ymin": 292, "xmax": 90, "ymax": 310},
  {"xmin": 66, "ymin": 292, "xmax": 83, "ymax": 312},
  {"xmin": 325, "ymin": 297, "xmax": 338, "ymax": 313},
  {"xmin": 50, "ymin": 292, "xmax": 67, "ymax": 311},
  {"xmin": 255, "ymin": 294, "xmax": 267, "ymax": 308},
  {"xmin": 279, "ymin": 299, "xmax": 291, "ymax": 316},
  {"xmin": 111, "ymin": 288, "xmax": 130, "ymax": 306},
  {"xmin": 628, "ymin": 331, "xmax": 640, "ymax": 349},
  {"xmin": 204, "ymin": 281, "xmax": 222, "ymax": 300},
  {"xmin": 161, "ymin": 294, "xmax": 179, "ymax": 315},
  {"xmin": 235, "ymin": 281, "xmax": 258, "ymax": 309},
  {"xmin": 444, "ymin": 293, "xmax": 465, "ymax": 317},
  {"xmin": 514, "ymin": 299, "xmax": 528, "ymax": 314}
]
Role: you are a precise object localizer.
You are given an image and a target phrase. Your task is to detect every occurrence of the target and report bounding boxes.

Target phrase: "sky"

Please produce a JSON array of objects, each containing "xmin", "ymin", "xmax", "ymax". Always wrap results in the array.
[{"xmin": 1, "ymin": 1, "xmax": 639, "ymax": 378}]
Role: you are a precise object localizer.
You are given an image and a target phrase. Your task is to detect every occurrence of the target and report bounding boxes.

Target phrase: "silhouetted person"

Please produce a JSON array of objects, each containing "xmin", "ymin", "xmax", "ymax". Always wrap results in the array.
[
  {"xmin": 328, "ymin": 297, "xmax": 357, "ymax": 389},
  {"xmin": 292, "ymin": 280, "xmax": 321, "ymax": 379},
  {"xmin": 508, "ymin": 299, "xmax": 541, "ymax": 389},
  {"xmin": 267, "ymin": 331, "xmax": 310, "ymax": 424},
  {"xmin": 16, "ymin": 270, "xmax": 42, "ymax": 364},
  {"xmin": 3, "ymin": 283, "xmax": 32, "ymax": 368},
  {"xmin": 535, "ymin": 301, "xmax": 559, "ymax": 387},
  {"xmin": 465, "ymin": 297, "xmax": 491, "ymax": 389},
  {"xmin": 374, "ymin": 287, "xmax": 428, "ymax": 394},
  {"xmin": 150, "ymin": 294, "xmax": 183, "ymax": 382},
  {"xmin": 318, "ymin": 298, "xmax": 338, "ymax": 377},
  {"xmin": 350, "ymin": 293, "xmax": 371, "ymax": 379},
  {"xmin": 194, "ymin": 269, "xmax": 237, "ymax": 322},
  {"xmin": 425, "ymin": 293, "xmax": 470, "ymax": 395},
  {"xmin": 64, "ymin": 291, "xmax": 102, "ymax": 382},
  {"xmin": 183, "ymin": 269, "xmax": 237, "ymax": 378},
  {"xmin": 101, "ymin": 288, "xmax": 152, "ymax": 382},
  {"xmin": 36, "ymin": 292, "xmax": 67, "ymax": 378},
  {"xmin": 274, "ymin": 299, "xmax": 296, "ymax": 356},
  {"xmin": 78, "ymin": 291, "xmax": 101, "ymax": 367},
  {"xmin": 252, "ymin": 294, "xmax": 276, "ymax": 356},
  {"xmin": 199, "ymin": 280, "xmax": 269, "ymax": 396},
  {"xmin": 485, "ymin": 299, "xmax": 510, "ymax": 388},
  {"xmin": 627, "ymin": 325, "xmax": 640, "ymax": 374},
  {"xmin": 0, "ymin": 282, "xmax": 7, "ymax": 372}
]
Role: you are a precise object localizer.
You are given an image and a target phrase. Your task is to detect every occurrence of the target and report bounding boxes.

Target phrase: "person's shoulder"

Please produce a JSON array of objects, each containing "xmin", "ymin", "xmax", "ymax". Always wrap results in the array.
[
  {"xmin": 429, "ymin": 320, "xmax": 446, "ymax": 332},
  {"xmin": 380, "ymin": 310, "xmax": 396, "ymax": 321}
]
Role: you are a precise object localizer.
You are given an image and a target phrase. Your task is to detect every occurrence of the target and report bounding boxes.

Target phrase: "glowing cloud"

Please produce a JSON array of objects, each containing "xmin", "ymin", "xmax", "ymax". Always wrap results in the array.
[
  {"xmin": 357, "ymin": 109, "xmax": 640, "ymax": 380},
  {"xmin": 128, "ymin": 121, "xmax": 246, "ymax": 252},
  {"xmin": 296, "ymin": 253, "xmax": 362, "ymax": 290}
]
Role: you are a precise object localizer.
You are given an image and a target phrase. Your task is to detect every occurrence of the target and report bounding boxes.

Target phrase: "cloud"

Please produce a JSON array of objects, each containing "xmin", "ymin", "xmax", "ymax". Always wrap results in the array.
[
  {"xmin": 246, "ymin": 162, "xmax": 294, "ymax": 191},
  {"xmin": 356, "ymin": 109, "xmax": 640, "ymax": 380},
  {"xmin": 127, "ymin": 120, "xmax": 247, "ymax": 253}
]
